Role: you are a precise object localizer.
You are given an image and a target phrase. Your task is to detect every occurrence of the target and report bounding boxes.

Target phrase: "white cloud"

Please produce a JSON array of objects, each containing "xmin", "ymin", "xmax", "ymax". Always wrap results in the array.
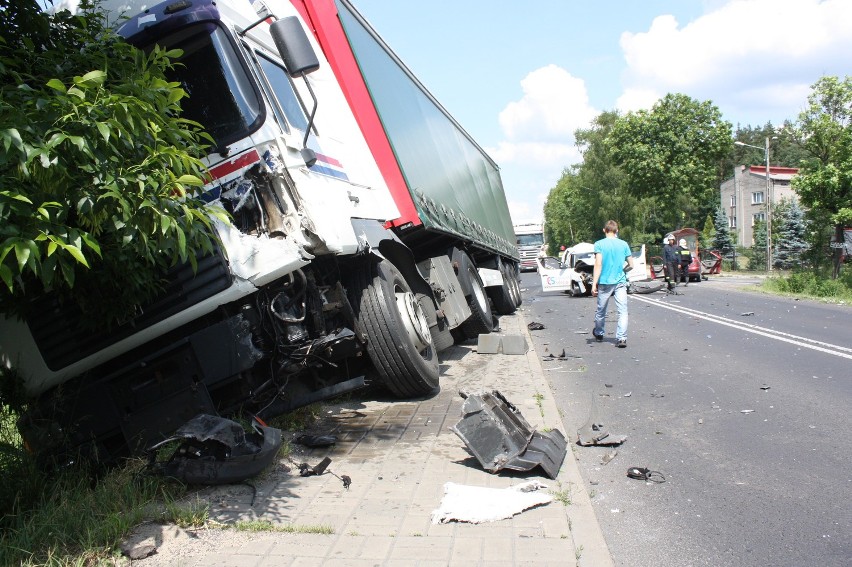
[
  {"xmin": 489, "ymin": 65, "xmax": 596, "ymax": 213},
  {"xmin": 615, "ymin": 87, "xmax": 661, "ymax": 114},
  {"xmin": 617, "ymin": 0, "xmax": 852, "ymax": 123},
  {"xmin": 498, "ymin": 65, "xmax": 597, "ymax": 143}
]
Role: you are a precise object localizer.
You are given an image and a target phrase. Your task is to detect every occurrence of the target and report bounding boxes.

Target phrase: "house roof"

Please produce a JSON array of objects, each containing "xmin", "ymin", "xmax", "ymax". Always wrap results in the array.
[{"xmin": 747, "ymin": 165, "xmax": 799, "ymax": 181}]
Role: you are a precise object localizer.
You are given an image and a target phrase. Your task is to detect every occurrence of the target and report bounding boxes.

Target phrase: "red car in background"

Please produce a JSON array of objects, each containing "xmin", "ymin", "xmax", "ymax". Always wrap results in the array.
[{"xmin": 650, "ymin": 228, "xmax": 721, "ymax": 282}]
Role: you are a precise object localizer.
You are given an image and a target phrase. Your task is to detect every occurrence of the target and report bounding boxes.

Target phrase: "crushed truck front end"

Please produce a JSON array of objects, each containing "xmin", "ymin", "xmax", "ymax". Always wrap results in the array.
[{"xmin": 1, "ymin": 0, "xmax": 421, "ymax": 464}]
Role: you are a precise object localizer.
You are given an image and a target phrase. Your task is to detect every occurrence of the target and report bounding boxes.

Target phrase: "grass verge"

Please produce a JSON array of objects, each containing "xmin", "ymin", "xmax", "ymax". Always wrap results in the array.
[
  {"xmin": 759, "ymin": 269, "xmax": 852, "ymax": 303},
  {"xmin": 0, "ymin": 400, "xmax": 330, "ymax": 566}
]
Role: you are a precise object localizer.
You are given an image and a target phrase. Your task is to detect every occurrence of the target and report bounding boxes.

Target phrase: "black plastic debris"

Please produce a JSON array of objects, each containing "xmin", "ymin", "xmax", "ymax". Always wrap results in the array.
[
  {"xmin": 290, "ymin": 456, "xmax": 351, "ymax": 489},
  {"xmin": 541, "ymin": 349, "xmax": 582, "ymax": 361},
  {"xmin": 146, "ymin": 414, "xmax": 282, "ymax": 485},
  {"xmin": 627, "ymin": 466, "xmax": 666, "ymax": 483},
  {"xmin": 295, "ymin": 434, "xmax": 338, "ymax": 447},
  {"xmin": 577, "ymin": 421, "xmax": 627, "ymax": 447},
  {"xmin": 527, "ymin": 322, "xmax": 546, "ymax": 330},
  {"xmin": 741, "ymin": 312, "xmax": 755, "ymax": 316},
  {"xmin": 298, "ymin": 456, "xmax": 331, "ymax": 476},
  {"xmin": 450, "ymin": 390, "xmax": 566, "ymax": 479}
]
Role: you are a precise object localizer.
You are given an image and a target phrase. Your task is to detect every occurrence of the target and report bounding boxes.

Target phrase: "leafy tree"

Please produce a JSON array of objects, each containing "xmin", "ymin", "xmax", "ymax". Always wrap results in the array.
[
  {"xmin": 0, "ymin": 1, "xmax": 227, "ymax": 326},
  {"xmin": 772, "ymin": 198, "xmax": 809, "ymax": 270},
  {"xmin": 544, "ymin": 110, "xmax": 664, "ymax": 248},
  {"xmin": 606, "ymin": 93, "xmax": 733, "ymax": 229},
  {"xmin": 543, "ymin": 169, "xmax": 582, "ymax": 253},
  {"xmin": 752, "ymin": 220, "xmax": 767, "ymax": 271},
  {"xmin": 712, "ymin": 208, "xmax": 734, "ymax": 257},
  {"xmin": 729, "ymin": 122, "xmax": 810, "ymax": 171},
  {"xmin": 701, "ymin": 214, "xmax": 715, "ymax": 249},
  {"xmin": 790, "ymin": 76, "xmax": 852, "ymax": 277}
]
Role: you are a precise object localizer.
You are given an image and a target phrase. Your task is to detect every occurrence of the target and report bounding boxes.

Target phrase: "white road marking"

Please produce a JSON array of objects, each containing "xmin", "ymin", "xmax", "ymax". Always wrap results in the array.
[{"xmin": 632, "ymin": 295, "xmax": 852, "ymax": 360}]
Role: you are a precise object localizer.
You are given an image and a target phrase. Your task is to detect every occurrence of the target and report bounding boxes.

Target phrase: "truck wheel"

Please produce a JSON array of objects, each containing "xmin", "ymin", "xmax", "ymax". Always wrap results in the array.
[
  {"xmin": 509, "ymin": 267, "xmax": 523, "ymax": 307},
  {"xmin": 454, "ymin": 251, "xmax": 493, "ymax": 339},
  {"xmin": 351, "ymin": 259, "xmax": 439, "ymax": 398},
  {"xmin": 512, "ymin": 269, "xmax": 523, "ymax": 307},
  {"xmin": 489, "ymin": 262, "xmax": 517, "ymax": 315}
]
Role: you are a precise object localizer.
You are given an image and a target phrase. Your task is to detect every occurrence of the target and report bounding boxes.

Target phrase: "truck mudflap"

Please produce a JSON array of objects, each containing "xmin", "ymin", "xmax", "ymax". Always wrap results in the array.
[
  {"xmin": 450, "ymin": 390, "xmax": 566, "ymax": 480},
  {"xmin": 145, "ymin": 414, "xmax": 282, "ymax": 485}
]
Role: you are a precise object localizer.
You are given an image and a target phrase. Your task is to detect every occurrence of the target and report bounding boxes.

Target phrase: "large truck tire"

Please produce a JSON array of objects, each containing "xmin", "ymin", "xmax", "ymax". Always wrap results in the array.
[
  {"xmin": 351, "ymin": 259, "xmax": 439, "ymax": 398},
  {"xmin": 488, "ymin": 261, "xmax": 517, "ymax": 315},
  {"xmin": 453, "ymin": 250, "xmax": 494, "ymax": 340},
  {"xmin": 509, "ymin": 266, "xmax": 523, "ymax": 307}
]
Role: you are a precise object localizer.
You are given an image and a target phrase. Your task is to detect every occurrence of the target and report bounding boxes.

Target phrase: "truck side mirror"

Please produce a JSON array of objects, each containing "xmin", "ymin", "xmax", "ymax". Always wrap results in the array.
[
  {"xmin": 269, "ymin": 16, "xmax": 320, "ymax": 167},
  {"xmin": 270, "ymin": 17, "xmax": 320, "ymax": 77}
]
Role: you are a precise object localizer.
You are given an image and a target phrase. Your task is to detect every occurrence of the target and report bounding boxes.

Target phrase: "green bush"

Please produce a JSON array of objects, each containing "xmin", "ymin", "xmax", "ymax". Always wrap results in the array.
[
  {"xmin": 0, "ymin": 1, "xmax": 227, "ymax": 328},
  {"xmin": 765, "ymin": 269, "xmax": 852, "ymax": 301}
]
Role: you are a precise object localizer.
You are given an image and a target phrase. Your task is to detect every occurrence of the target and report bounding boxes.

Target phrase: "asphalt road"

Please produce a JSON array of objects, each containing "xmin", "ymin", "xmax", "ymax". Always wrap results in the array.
[{"xmin": 518, "ymin": 271, "xmax": 851, "ymax": 567}]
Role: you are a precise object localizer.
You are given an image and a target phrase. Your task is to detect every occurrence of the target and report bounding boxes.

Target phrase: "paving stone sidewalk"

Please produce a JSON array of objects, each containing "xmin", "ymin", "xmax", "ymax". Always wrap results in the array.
[{"xmin": 126, "ymin": 311, "xmax": 613, "ymax": 567}]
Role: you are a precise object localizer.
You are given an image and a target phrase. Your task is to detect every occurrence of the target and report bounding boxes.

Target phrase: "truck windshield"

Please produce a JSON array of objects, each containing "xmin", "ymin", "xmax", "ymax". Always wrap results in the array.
[
  {"xmin": 517, "ymin": 234, "xmax": 544, "ymax": 247},
  {"xmin": 164, "ymin": 25, "xmax": 262, "ymax": 148}
]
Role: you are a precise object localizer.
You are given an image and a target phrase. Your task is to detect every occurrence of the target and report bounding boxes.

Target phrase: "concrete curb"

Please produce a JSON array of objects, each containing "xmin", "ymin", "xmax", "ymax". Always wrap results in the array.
[{"xmin": 517, "ymin": 311, "xmax": 615, "ymax": 567}]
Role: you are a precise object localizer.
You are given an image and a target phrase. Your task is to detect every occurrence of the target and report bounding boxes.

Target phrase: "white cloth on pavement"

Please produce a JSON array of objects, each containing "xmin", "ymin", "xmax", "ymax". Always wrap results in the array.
[{"xmin": 430, "ymin": 480, "xmax": 552, "ymax": 524}]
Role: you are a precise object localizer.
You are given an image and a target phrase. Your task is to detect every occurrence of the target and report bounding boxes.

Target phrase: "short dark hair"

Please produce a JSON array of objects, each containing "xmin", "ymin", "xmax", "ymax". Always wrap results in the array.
[{"xmin": 604, "ymin": 220, "xmax": 619, "ymax": 234}]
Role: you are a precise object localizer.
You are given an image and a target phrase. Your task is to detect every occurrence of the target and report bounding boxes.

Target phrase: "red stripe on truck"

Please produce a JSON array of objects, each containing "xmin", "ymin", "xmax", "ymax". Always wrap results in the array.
[
  {"xmin": 292, "ymin": 0, "xmax": 421, "ymax": 228},
  {"xmin": 208, "ymin": 149, "xmax": 261, "ymax": 180}
]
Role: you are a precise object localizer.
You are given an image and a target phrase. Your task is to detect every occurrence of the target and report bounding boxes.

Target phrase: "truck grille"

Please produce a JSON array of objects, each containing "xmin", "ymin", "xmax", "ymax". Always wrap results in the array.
[{"xmin": 27, "ymin": 251, "xmax": 232, "ymax": 371}]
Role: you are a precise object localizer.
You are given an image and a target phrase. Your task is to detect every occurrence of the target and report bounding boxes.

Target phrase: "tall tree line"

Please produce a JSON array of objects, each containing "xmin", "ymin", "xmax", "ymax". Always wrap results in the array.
[{"xmin": 543, "ymin": 79, "xmax": 852, "ymax": 276}]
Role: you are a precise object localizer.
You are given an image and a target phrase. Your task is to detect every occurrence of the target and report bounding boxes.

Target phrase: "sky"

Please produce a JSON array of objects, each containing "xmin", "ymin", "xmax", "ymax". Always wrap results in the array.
[{"xmin": 351, "ymin": 0, "xmax": 852, "ymax": 225}]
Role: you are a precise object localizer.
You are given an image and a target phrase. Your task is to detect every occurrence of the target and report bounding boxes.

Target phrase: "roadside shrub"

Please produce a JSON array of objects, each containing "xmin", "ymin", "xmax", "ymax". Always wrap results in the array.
[{"xmin": 765, "ymin": 269, "xmax": 852, "ymax": 301}]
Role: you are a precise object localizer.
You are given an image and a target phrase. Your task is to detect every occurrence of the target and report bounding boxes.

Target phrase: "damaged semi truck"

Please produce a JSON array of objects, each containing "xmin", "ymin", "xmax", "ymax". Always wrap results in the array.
[{"xmin": 0, "ymin": 0, "xmax": 520, "ymax": 463}]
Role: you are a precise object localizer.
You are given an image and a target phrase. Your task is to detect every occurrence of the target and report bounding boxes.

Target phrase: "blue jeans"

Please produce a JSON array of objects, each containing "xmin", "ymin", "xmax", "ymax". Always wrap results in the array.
[{"xmin": 594, "ymin": 282, "xmax": 628, "ymax": 341}]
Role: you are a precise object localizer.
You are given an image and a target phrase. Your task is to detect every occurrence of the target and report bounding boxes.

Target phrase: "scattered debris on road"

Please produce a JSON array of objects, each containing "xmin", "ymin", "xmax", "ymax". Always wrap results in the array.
[
  {"xmin": 289, "ymin": 456, "xmax": 352, "ymax": 489},
  {"xmin": 577, "ymin": 420, "xmax": 627, "ymax": 447},
  {"xmin": 601, "ymin": 450, "xmax": 618, "ymax": 465},
  {"xmin": 741, "ymin": 409, "xmax": 755, "ymax": 414},
  {"xmin": 741, "ymin": 312, "xmax": 755, "ymax": 316},
  {"xmin": 527, "ymin": 321, "xmax": 546, "ymax": 330},
  {"xmin": 541, "ymin": 349, "xmax": 582, "ymax": 360},
  {"xmin": 451, "ymin": 390, "xmax": 567, "ymax": 479},
  {"xmin": 430, "ymin": 481, "xmax": 552, "ymax": 524},
  {"xmin": 760, "ymin": 384, "xmax": 770, "ymax": 391}
]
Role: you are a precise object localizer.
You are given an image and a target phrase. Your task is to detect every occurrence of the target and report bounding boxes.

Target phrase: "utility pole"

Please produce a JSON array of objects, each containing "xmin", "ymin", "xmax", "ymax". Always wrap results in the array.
[
  {"xmin": 734, "ymin": 137, "xmax": 775, "ymax": 271},
  {"xmin": 764, "ymin": 136, "xmax": 772, "ymax": 272}
]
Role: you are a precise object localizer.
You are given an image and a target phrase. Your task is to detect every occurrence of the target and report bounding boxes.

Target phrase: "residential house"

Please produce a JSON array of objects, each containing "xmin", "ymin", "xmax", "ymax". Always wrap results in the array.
[{"xmin": 719, "ymin": 165, "xmax": 798, "ymax": 248}]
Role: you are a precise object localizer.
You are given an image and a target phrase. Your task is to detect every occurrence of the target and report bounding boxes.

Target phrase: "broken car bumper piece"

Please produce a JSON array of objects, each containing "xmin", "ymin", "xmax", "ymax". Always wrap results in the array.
[
  {"xmin": 146, "ymin": 414, "xmax": 282, "ymax": 485},
  {"xmin": 451, "ymin": 390, "xmax": 566, "ymax": 479}
]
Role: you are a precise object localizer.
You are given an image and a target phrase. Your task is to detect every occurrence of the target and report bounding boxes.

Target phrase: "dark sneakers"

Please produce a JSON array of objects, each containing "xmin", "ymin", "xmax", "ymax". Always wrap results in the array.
[
  {"xmin": 593, "ymin": 331, "xmax": 603, "ymax": 342},
  {"xmin": 616, "ymin": 339, "xmax": 627, "ymax": 348}
]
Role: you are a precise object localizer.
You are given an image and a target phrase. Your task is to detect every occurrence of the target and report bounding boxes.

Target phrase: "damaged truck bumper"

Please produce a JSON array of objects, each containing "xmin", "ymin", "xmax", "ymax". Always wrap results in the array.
[{"xmin": 451, "ymin": 390, "xmax": 567, "ymax": 479}]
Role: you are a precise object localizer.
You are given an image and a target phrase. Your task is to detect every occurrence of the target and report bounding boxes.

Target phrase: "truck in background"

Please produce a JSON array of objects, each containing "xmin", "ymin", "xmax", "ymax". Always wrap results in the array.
[
  {"xmin": 0, "ymin": 0, "xmax": 521, "ymax": 463},
  {"xmin": 513, "ymin": 222, "xmax": 545, "ymax": 271}
]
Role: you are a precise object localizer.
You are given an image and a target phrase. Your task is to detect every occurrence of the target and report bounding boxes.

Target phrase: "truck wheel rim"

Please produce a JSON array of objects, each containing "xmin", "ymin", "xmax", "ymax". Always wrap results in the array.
[{"xmin": 396, "ymin": 288, "xmax": 431, "ymax": 353}]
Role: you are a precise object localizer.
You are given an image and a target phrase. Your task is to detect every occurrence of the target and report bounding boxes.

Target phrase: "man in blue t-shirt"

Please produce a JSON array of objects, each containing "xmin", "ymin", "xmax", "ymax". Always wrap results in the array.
[{"xmin": 591, "ymin": 220, "xmax": 634, "ymax": 348}]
